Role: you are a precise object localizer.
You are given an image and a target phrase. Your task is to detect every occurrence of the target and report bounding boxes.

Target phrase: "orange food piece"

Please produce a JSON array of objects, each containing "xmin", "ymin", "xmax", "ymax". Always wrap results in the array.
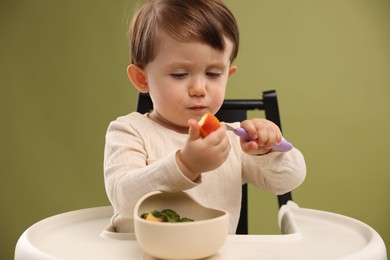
[
  {"xmin": 198, "ymin": 113, "xmax": 220, "ymax": 137},
  {"xmin": 145, "ymin": 213, "xmax": 165, "ymax": 222}
]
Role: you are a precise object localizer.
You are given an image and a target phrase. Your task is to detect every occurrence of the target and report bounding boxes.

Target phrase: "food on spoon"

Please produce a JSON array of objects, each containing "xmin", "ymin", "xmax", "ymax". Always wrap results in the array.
[
  {"xmin": 141, "ymin": 209, "xmax": 194, "ymax": 223},
  {"xmin": 198, "ymin": 113, "xmax": 220, "ymax": 137}
]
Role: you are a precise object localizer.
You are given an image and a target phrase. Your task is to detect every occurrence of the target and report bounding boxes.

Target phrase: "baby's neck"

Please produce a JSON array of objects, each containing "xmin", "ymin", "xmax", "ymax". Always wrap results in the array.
[{"xmin": 147, "ymin": 112, "xmax": 189, "ymax": 134}]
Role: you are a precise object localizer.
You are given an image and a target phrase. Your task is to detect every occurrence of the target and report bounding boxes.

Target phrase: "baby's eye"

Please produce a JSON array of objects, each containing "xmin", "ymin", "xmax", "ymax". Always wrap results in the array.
[
  {"xmin": 170, "ymin": 72, "xmax": 188, "ymax": 78},
  {"xmin": 206, "ymin": 72, "xmax": 221, "ymax": 78}
]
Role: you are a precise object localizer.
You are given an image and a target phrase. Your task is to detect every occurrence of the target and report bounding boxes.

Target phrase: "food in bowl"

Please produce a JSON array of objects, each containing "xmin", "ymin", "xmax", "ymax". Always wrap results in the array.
[
  {"xmin": 140, "ymin": 209, "xmax": 194, "ymax": 222},
  {"xmin": 134, "ymin": 191, "xmax": 229, "ymax": 260}
]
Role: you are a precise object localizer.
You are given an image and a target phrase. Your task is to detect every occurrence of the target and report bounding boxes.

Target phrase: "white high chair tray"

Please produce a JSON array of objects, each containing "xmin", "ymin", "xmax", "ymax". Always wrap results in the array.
[{"xmin": 15, "ymin": 202, "xmax": 387, "ymax": 260}]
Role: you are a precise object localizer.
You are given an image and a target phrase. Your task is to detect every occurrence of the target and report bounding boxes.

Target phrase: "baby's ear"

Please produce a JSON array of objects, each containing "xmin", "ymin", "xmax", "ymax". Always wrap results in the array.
[
  {"xmin": 228, "ymin": 65, "xmax": 237, "ymax": 78},
  {"xmin": 127, "ymin": 64, "xmax": 149, "ymax": 93}
]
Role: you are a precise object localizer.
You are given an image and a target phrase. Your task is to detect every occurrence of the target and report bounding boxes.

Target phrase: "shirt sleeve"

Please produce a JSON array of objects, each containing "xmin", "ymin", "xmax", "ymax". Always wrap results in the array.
[
  {"xmin": 104, "ymin": 116, "xmax": 199, "ymax": 216},
  {"xmin": 241, "ymin": 147, "xmax": 306, "ymax": 195}
]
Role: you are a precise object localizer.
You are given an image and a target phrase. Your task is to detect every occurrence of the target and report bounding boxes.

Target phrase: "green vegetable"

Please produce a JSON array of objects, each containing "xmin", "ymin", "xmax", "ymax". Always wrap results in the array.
[
  {"xmin": 151, "ymin": 210, "xmax": 169, "ymax": 222},
  {"xmin": 179, "ymin": 217, "xmax": 194, "ymax": 222},
  {"xmin": 161, "ymin": 209, "xmax": 181, "ymax": 222},
  {"xmin": 140, "ymin": 209, "xmax": 194, "ymax": 222}
]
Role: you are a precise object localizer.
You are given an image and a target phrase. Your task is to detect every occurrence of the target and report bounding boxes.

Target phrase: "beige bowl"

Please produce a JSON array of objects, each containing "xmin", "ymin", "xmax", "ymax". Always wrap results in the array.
[{"xmin": 134, "ymin": 191, "xmax": 229, "ymax": 260}]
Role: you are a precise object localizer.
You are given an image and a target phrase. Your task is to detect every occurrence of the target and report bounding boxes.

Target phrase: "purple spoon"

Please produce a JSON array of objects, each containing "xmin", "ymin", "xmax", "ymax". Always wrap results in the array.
[{"xmin": 226, "ymin": 125, "xmax": 293, "ymax": 152}]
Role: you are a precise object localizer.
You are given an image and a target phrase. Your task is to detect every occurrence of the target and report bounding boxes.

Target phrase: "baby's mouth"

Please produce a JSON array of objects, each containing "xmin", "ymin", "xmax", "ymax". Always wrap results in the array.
[{"xmin": 189, "ymin": 106, "xmax": 208, "ymax": 113}]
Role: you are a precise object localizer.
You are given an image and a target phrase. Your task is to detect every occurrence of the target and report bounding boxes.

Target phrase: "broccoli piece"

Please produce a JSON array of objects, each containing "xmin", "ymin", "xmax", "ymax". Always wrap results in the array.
[
  {"xmin": 179, "ymin": 217, "xmax": 194, "ymax": 222},
  {"xmin": 151, "ymin": 210, "xmax": 168, "ymax": 222},
  {"xmin": 140, "ymin": 209, "xmax": 194, "ymax": 222},
  {"xmin": 140, "ymin": 213, "xmax": 148, "ymax": 219},
  {"xmin": 161, "ymin": 209, "xmax": 180, "ymax": 222}
]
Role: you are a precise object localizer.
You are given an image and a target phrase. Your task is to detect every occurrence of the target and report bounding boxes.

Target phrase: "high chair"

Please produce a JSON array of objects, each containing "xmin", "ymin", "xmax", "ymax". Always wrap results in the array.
[{"xmin": 15, "ymin": 90, "xmax": 387, "ymax": 259}]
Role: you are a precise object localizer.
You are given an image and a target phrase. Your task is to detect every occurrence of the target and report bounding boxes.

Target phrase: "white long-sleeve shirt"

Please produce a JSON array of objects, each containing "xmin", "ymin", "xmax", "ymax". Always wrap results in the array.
[{"xmin": 104, "ymin": 112, "xmax": 306, "ymax": 233}]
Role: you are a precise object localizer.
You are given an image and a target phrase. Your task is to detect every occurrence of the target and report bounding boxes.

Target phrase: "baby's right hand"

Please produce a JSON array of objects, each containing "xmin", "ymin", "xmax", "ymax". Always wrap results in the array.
[{"xmin": 177, "ymin": 119, "xmax": 230, "ymax": 181}]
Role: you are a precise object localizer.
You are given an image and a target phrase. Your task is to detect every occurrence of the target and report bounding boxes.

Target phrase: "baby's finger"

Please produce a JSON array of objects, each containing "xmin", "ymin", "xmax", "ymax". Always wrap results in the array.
[
  {"xmin": 264, "ymin": 124, "xmax": 278, "ymax": 148},
  {"xmin": 187, "ymin": 119, "xmax": 201, "ymax": 141},
  {"xmin": 240, "ymin": 140, "xmax": 259, "ymax": 153},
  {"xmin": 240, "ymin": 120, "xmax": 258, "ymax": 140},
  {"xmin": 254, "ymin": 121, "xmax": 270, "ymax": 146}
]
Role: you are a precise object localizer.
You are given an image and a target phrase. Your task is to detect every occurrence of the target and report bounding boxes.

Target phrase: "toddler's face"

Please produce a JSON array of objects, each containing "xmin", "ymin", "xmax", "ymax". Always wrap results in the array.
[{"xmin": 143, "ymin": 34, "xmax": 237, "ymax": 132}]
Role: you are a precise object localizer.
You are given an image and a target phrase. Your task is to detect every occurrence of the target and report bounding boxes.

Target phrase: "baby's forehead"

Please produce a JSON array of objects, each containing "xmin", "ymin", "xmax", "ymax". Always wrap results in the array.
[{"xmin": 150, "ymin": 33, "xmax": 234, "ymax": 67}]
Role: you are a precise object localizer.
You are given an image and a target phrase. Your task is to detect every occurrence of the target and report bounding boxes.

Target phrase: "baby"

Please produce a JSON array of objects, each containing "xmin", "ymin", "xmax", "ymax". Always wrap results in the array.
[{"xmin": 104, "ymin": 0, "xmax": 306, "ymax": 233}]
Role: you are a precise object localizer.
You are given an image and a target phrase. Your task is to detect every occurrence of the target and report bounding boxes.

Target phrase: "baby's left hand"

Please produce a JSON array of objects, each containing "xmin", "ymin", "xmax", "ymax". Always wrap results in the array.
[{"xmin": 240, "ymin": 118, "xmax": 282, "ymax": 155}]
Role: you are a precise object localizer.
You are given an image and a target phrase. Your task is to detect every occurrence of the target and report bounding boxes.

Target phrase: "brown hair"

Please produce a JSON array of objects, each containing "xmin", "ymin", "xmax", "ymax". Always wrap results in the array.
[{"xmin": 129, "ymin": 0, "xmax": 239, "ymax": 68}]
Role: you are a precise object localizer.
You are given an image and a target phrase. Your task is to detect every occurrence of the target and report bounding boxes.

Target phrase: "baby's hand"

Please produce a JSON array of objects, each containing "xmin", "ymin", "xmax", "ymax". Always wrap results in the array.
[
  {"xmin": 177, "ymin": 119, "xmax": 230, "ymax": 180},
  {"xmin": 240, "ymin": 118, "xmax": 282, "ymax": 155}
]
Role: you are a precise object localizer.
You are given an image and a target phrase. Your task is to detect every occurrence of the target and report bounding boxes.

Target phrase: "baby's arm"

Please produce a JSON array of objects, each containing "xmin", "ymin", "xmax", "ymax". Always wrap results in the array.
[
  {"xmin": 176, "ymin": 119, "xmax": 230, "ymax": 181},
  {"xmin": 104, "ymin": 118, "xmax": 197, "ymax": 215},
  {"xmin": 237, "ymin": 118, "xmax": 306, "ymax": 194},
  {"xmin": 242, "ymin": 148, "xmax": 306, "ymax": 195}
]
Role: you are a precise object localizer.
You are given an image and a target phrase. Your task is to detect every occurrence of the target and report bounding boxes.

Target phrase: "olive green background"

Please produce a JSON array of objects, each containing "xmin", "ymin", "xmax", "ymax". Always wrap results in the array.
[{"xmin": 1, "ymin": 0, "xmax": 389, "ymax": 259}]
